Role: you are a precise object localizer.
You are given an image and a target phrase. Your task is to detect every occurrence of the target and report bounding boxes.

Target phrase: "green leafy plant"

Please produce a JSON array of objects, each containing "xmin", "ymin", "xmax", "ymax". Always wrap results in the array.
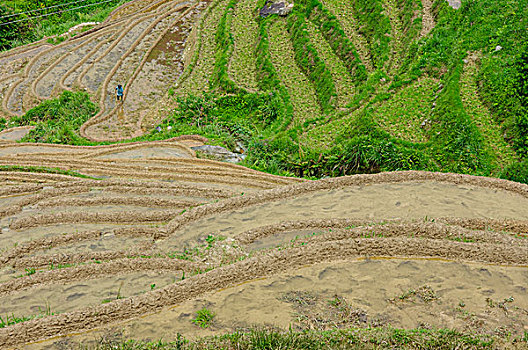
[{"xmin": 192, "ymin": 308, "xmax": 215, "ymax": 328}]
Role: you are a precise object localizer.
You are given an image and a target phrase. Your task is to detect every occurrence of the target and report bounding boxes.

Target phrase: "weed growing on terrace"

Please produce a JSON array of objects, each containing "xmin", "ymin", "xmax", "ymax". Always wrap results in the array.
[
  {"xmin": 391, "ymin": 285, "xmax": 438, "ymax": 303},
  {"xmin": 101, "ymin": 282, "xmax": 125, "ymax": 304},
  {"xmin": 0, "ymin": 314, "xmax": 33, "ymax": 328},
  {"xmin": 192, "ymin": 308, "xmax": 215, "ymax": 328},
  {"xmin": 0, "ymin": 304, "xmax": 53, "ymax": 328},
  {"xmin": 15, "ymin": 267, "xmax": 37, "ymax": 278}
]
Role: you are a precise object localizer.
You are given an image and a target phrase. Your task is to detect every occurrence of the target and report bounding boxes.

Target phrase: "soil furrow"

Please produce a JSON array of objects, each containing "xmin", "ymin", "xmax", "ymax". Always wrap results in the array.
[
  {"xmin": 163, "ymin": 171, "xmax": 528, "ymax": 235},
  {"xmin": 36, "ymin": 196, "xmax": 202, "ymax": 209},
  {"xmin": 85, "ymin": 4, "xmax": 201, "ymax": 142},
  {"xmin": 0, "ymin": 258, "xmax": 203, "ymax": 296},
  {"xmin": 35, "ymin": 30, "xmax": 117, "ymax": 98},
  {"xmin": 241, "ymin": 220, "xmax": 528, "ymax": 249},
  {"xmin": 80, "ymin": 1, "xmax": 191, "ymax": 140},
  {"xmin": 0, "ymin": 226, "xmax": 163, "ymax": 266},
  {"xmin": 9, "ymin": 209, "xmax": 181, "ymax": 230},
  {"xmin": 9, "ymin": 248, "xmax": 154, "ymax": 269}
]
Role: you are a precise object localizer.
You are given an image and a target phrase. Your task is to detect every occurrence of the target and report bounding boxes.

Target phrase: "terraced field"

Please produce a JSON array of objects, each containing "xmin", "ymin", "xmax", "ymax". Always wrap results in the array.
[
  {"xmin": 0, "ymin": 0, "xmax": 210, "ymax": 142},
  {"xmin": 0, "ymin": 134, "xmax": 308, "ymax": 346},
  {"xmin": 0, "ymin": 159, "xmax": 527, "ymax": 347},
  {"xmin": 0, "ymin": 0, "xmax": 527, "ymax": 347}
]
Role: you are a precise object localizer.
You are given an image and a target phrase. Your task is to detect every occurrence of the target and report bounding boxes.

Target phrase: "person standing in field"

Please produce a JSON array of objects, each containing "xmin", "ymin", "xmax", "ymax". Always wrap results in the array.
[{"xmin": 115, "ymin": 84, "xmax": 124, "ymax": 101}]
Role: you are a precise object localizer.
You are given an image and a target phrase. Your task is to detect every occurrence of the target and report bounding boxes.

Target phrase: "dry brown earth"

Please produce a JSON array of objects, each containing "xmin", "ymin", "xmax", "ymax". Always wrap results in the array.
[
  {"xmin": 0, "ymin": 139, "xmax": 527, "ymax": 347},
  {"xmin": 0, "ymin": 0, "xmax": 526, "ymax": 346}
]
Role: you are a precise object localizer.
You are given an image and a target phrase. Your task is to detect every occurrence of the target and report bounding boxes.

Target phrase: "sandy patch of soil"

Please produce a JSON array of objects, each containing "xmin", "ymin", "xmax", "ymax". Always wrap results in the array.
[
  {"xmin": 0, "ymin": 223, "xmax": 148, "ymax": 252},
  {"xmin": 28, "ymin": 258, "xmax": 528, "ymax": 348},
  {"xmin": 159, "ymin": 181, "xmax": 528, "ymax": 249},
  {"xmin": 0, "ymin": 126, "xmax": 35, "ymax": 141},
  {"xmin": 0, "ymin": 143, "xmax": 527, "ymax": 348},
  {"xmin": 95, "ymin": 145, "xmax": 193, "ymax": 159},
  {"xmin": 0, "ymin": 270, "xmax": 182, "ymax": 316}
]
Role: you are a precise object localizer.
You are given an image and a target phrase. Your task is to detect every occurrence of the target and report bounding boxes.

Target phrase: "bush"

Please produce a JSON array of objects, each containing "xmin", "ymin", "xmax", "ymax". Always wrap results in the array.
[{"xmin": 500, "ymin": 160, "xmax": 528, "ymax": 185}]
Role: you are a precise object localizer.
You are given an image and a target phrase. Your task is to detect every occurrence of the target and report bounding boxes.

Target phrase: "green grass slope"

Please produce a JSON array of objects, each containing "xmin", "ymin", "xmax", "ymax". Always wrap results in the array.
[
  {"xmin": 0, "ymin": 0, "xmax": 129, "ymax": 50},
  {"xmin": 3, "ymin": 0, "xmax": 528, "ymax": 185}
]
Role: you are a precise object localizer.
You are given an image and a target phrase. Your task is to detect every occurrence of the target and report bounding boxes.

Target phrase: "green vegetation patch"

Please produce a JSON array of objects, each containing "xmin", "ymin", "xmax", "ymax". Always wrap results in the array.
[
  {"xmin": 460, "ymin": 54, "xmax": 516, "ymax": 169},
  {"xmin": 349, "ymin": 0, "xmax": 391, "ymax": 69},
  {"xmin": 318, "ymin": 0, "xmax": 372, "ymax": 71},
  {"xmin": 286, "ymin": 11, "xmax": 337, "ymax": 114},
  {"xmin": 178, "ymin": 0, "xmax": 230, "ymax": 95},
  {"xmin": 298, "ymin": 0, "xmax": 367, "ymax": 81},
  {"xmin": 372, "ymin": 76, "xmax": 438, "ymax": 143},
  {"xmin": 89, "ymin": 327, "xmax": 512, "ymax": 349},
  {"xmin": 192, "ymin": 308, "xmax": 215, "ymax": 328},
  {"xmin": 212, "ymin": 0, "xmax": 239, "ymax": 93},
  {"xmin": 303, "ymin": 18, "xmax": 356, "ymax": 108},
  {"xmin": 1, "ymin": 90, "xmax": 98, "ymax": 144},
  {"xmin": 267, "ymin": 18, "xmax": 320, "ymax": 126}
]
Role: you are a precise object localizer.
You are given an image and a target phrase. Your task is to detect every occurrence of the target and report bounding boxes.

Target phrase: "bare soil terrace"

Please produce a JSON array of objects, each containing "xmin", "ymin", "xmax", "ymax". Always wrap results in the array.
[
  {"xmin": 0, "ymin": 0, "xmax": 210, "ymax": 142},
  {"xmin": 0, "ymin": 137, "xmax": 526, "ymax": 347}
]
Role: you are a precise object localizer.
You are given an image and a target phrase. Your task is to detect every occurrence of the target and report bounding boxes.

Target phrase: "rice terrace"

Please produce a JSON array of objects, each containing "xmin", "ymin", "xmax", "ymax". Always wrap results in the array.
[{"xmin": 0, "ymin": 0, "xmax": 527, "ymax": 348}]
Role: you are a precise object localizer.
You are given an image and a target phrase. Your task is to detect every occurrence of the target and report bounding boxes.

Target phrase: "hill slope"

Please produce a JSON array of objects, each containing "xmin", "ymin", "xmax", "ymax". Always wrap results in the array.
[
  {"xmin": 0, "ymin": 0, "xmax": 527, "ymax": 183},
  {"xmin": 0, "ymin": 0, "xmax": 528, "ymax": 347}
]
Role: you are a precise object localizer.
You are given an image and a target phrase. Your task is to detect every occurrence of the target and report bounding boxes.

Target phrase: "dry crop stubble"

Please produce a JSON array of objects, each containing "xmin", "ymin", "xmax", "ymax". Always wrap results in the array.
[
  {"xmin": 177, "ymin": 0, "xmax": 230, "ymax": 95},
  {"xmin": 228, "ymin": 0, "xmax": 259, "ymax": 91},
  {"xmin": 304, "ymin": 20, "xmax": 356, "ymax": 108}
]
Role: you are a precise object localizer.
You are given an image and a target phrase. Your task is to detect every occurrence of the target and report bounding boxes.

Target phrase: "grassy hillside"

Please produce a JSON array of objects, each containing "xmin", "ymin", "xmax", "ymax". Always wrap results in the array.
[
  {"xmin": 0, "ymin": 0, "xmax": 128, "ymax": 50},
  {"xmin": 161, "ymin": 0, "xmax": 528, "ymax": 182},
  {"xmin": 2, "ymin": 0, "xmax": 527, "ymax": 184}
]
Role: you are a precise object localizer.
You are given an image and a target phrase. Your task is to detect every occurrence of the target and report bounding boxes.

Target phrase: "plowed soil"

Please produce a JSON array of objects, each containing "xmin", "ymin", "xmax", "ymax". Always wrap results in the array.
[{"xmin": 35, "ymin": 258, "xmax": 527, "ymax": 348}]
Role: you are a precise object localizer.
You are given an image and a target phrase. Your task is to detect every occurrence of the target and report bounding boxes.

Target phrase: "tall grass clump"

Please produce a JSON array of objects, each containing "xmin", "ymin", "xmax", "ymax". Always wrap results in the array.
[{"xmin": 9, "ymin": 90, "xmax": 98, "ymax": 144}]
